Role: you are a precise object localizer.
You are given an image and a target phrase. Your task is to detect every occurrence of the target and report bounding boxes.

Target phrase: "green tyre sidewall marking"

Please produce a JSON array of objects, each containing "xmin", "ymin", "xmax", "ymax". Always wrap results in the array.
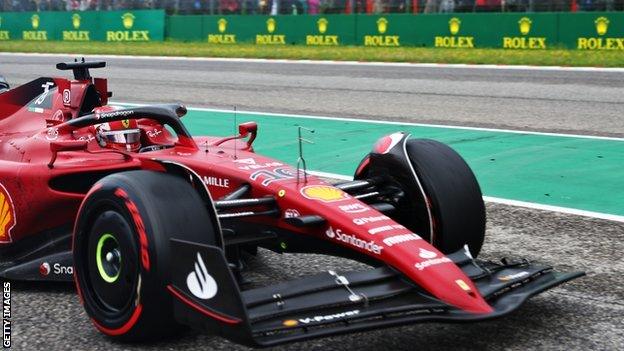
[{"xmin": 96, "ymin": 233, "xmax": 121, "ymax": 283}]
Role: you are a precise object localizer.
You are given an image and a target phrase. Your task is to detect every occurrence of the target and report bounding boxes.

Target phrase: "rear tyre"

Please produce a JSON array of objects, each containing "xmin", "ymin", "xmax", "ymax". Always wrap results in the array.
[{"xmin": 73, "ymin": 170, "xmax": 219, "ymax": 341}]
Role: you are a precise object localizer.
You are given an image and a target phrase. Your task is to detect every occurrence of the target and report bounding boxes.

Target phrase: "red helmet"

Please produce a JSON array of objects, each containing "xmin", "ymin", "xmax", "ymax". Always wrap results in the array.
[{"xmin": 95, "ymin": 119, "xmax": 141, "ymax": 152}]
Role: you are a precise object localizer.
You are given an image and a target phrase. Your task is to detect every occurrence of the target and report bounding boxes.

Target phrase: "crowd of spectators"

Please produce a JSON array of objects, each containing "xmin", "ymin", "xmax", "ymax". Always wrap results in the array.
[{"xmin": 0, "ymin": 0, "xmax": 621, "ymax": 14}]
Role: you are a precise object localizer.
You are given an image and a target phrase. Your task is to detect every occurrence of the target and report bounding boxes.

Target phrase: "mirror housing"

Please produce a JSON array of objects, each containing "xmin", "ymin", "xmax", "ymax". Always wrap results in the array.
[
  {"xmin": 238, "ymin": 122, "xmax": 257, "ymax": 137},
  {"xmin": 238, "ymin": 122, "xmax": 257, "ymax": 149}
]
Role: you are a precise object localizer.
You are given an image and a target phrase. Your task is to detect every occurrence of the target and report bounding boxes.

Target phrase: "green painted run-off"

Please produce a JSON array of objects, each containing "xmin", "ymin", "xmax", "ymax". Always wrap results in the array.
[{"xmin": 183, "ymin": 109, "xmax": 624, "ymax": 217}]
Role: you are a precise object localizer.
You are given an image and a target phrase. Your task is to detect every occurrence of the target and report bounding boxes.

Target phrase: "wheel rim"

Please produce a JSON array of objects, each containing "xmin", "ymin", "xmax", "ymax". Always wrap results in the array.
[
  {"xmin": 86, "ymin": 210, "xmax": 139, "ymax": 314},
  {"xmin": 95, "ymin": 233, "xmax": 121, "ymax": 283}
]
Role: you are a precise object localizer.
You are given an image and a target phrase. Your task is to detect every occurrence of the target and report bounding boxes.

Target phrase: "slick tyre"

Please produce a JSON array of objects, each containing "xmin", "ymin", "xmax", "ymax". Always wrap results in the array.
[
  {"xmin": 403, "ymin": 139, "xmax": 486, "ymax": 257},
  {"xmin": 73, "ymin": 170, "xmax": 219, "ymax": 341}
]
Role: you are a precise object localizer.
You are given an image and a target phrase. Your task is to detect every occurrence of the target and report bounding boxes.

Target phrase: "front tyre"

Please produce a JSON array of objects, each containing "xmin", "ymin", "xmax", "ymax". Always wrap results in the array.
[
  {"xmin": 403, "ymin": 139, "xmax": 486, "ymax": 256},
  {"xmin": 73, "ymin": 170, "xmax": 218, "ymax": 341},
  {"xmin": 357, "ymin": 137, "xmax": 486, "ymax": 257}
]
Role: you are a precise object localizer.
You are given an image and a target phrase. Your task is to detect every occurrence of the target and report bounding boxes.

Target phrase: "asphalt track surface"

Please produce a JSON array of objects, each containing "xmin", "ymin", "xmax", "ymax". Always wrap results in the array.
[{"xmin": 2, "ymin": 54, "xmax": 624, "ymax": 350}]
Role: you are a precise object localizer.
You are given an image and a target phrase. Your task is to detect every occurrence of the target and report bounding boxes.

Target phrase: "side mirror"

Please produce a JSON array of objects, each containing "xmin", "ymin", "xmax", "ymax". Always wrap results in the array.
[
  {"xmin": 212, "ymin": 121, "xmax": 258, "ymax": 150},
  {"xmin": 48, "ymin": 140, "xmax": 88, "ymax": 168},
  {"xmin": 238, "ymin": 122, "xmax": 257, "ymax": 137},
  {"xmin": 238, "ymin": 122, "xmax": 258, "ymax": 150}
]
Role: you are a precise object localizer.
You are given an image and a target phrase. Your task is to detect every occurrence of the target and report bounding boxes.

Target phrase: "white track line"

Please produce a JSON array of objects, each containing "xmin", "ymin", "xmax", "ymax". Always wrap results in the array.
[
  {"xmin": 3, "ymin": 52, "xmax": 624, "ymax": 73},
  {"xmin": 114, "ymin": 102, "xmax": 624, "ymax": 142},
  {"xmin": 307, "ymin": 171, "xmax": 624, "ymax": 223}
]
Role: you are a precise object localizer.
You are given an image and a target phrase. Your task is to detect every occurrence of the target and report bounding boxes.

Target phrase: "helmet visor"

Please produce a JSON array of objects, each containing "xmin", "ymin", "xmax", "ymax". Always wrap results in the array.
[{"xmin": 100, "ymin": 129, "xmax": 141, "ymax": 144}]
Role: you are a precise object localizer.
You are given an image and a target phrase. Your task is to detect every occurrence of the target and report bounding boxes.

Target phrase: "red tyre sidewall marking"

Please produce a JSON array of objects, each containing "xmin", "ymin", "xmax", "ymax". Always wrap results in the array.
[
  {"xmin": 91, "ymin": 304, "xmax": 144, "ymax": 336},
  {"xmin": 114, "ymin": 188, "xmax": 150, "ymax": 271}
]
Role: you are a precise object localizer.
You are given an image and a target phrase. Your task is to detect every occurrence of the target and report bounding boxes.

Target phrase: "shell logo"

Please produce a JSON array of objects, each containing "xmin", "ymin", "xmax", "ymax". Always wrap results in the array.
[
  {"xmin": 122, "ymin": 13, "xmax": 135, "ymax": 30},
  {"xmin": 267, "ymin": 18, "xmax": 276, "ymax": 33},
  {"xmin": 301, "ymin": 185, "xmax": 348, "ymax": 203},
  {"xmin": 0, "ymin": 183, "xmax": 16, "ymax": 243},
  {"xmin": 318, "ymin": 18, "xmax": 328, "ymax": 34},
  {"xmin": 518, "ymin": 17, "xmax": 532, "ymax": 36},
  {"xmin": 377, "ymin": 17, "xmax": 388, "ymax": 34},
  {"xmin": 449, "ymin": 18, "xmax": 461, "ymax": 35},
  {"xmin": 31, "ymin": 14, "xmax": 40, "ymax": 30},
  {"xmin": 595, "ymin": 16, "xmax": 609, "ymax": 36},
  {"xmin": 72, "ymin": 13, "xmax": 81, "ymax": 30},
  {"xmin": 218, "ymin": 18, "xmax": 227, "ymax": 33}
]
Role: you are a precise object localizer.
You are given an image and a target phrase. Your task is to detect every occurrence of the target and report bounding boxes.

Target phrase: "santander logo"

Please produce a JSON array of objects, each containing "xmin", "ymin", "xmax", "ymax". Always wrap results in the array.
[
  {"xmin": 186, "ymin": 253, "xmax": 218, "ymax": 300},
  {"xmin": 325, "ymin": 227, "xmax": 336, "ymax": 238},
  {"xmin": 419, "ymin": 248, "xmax": 437, "ymax": 259}
]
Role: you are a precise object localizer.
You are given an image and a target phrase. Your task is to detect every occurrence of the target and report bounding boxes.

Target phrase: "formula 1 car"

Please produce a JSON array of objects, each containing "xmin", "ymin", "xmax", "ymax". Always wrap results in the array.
[{"xmin": 0, "ymin": 60, "xmax": 583, "ymax": 347}]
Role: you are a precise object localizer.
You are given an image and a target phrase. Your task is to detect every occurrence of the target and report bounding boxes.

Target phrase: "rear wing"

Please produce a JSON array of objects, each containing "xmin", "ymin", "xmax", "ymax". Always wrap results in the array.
[{"xmin": 168, "ymin": 239, "xmax": 583, "ymax": 348}]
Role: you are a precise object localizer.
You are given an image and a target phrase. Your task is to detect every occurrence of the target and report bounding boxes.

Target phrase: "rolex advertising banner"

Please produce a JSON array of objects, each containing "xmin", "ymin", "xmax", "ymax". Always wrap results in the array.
[
  {"xmin": 168, "ymin": 15, "xmax": 356, "ymax": 46},
  {"xmin": 354, "ymin": 13, "xmax": 558, "ymax": 48},
  {"xmin": 168, "ymin": 13, "xmax": 564, "ymax": 49},
  {"xmin": 0, "ymin": 11, "xmax": 622, "ymax": 50},
  {"xmin": 355, "ymin": 15, "xmax": 417, "ymax": 47},
  {"xmin": 0, "ymin": 10, "xmax": 164, "ymax": 42},
  {"xmin": 99, "ymin": 10, "xmax": 165, "ymax": 41},
  {"xmin": 558, "ymin": 12, "xmax": 624, "ymax": 50}
]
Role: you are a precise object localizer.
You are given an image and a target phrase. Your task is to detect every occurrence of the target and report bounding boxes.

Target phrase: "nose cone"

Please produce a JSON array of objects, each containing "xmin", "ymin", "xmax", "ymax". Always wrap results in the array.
[
  {"xmin": 391, "ymin": 245, "xmax": 494, "ymax": 314},
  {"xmin": 417, "ymin": 262, "xmax": 493, "ymax": 314}
]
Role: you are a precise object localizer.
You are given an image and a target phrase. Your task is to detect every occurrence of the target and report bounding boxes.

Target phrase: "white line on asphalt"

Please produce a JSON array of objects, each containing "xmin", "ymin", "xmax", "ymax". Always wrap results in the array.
[
  {"xmin": 114, "ymin": 102, "xmax": 624, "ymax": 142},
  {"xmin": 306, "ymin": 171, "xmax": 624, "ymax": 223},
  {"xmin": 3, "ymin": 52, "xmax": 624, "ymax": 73}
]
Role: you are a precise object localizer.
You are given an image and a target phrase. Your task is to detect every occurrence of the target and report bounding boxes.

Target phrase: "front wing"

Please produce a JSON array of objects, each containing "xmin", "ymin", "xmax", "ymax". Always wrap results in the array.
[{"xmin": 168, "ymin": 240, "xmax": 584, "ymax": 347}]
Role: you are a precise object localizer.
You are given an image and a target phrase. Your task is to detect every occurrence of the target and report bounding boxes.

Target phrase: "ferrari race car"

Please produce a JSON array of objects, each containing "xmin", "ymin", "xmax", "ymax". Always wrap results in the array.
[{"xmin": 0, "ymin": 60, "xmax": 583, "ymax": 347}]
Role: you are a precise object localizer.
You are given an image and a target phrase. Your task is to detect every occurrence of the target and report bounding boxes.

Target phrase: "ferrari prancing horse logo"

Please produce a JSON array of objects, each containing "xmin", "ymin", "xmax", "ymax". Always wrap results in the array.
[{"xmin": 0, "ymin": 182, "xmax": 16, "ymax": 243}]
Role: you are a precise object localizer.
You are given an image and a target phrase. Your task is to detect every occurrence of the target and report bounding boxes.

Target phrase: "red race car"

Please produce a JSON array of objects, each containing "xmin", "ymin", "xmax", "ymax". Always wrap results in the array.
[{"xmin": 0, "ymin": 60, "xmax": 582, "ymax": 347}]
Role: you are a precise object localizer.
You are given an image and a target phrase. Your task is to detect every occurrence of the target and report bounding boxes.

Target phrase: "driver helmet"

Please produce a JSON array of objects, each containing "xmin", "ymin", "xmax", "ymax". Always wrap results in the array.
[{"xmin": 95, "ymin": 119, "xmax": 141, "ymax": 152}]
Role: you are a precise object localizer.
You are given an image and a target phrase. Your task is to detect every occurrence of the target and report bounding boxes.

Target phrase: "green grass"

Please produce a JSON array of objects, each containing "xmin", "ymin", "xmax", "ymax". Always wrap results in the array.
[{"xmin": 2, "ymin": 40, "xmax": 623, "ymax": 67}]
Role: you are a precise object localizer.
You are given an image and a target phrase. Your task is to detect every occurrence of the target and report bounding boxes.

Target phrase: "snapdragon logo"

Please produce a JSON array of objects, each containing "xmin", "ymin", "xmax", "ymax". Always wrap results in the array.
[
  {"xmin": 419, "ymin": 248, "xmax": 437, "ymax": 259},
  {"xmin": 325, "ymin": 227, "xmax": 383, "ymax": 255},
  {"xmin": 414, "ymin": 248, "xmax": 451, "ymax": 271},
  {"xmin": 186, "ymin": 253, "xmax": 218, "ymax": 300},
  {"xmin": 39, "ymin": 262, "xmax": 51, "ymax": 276},
  {"xmin": 39, "ymin": 262, "xmax": 73, "ymax": 276}
]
